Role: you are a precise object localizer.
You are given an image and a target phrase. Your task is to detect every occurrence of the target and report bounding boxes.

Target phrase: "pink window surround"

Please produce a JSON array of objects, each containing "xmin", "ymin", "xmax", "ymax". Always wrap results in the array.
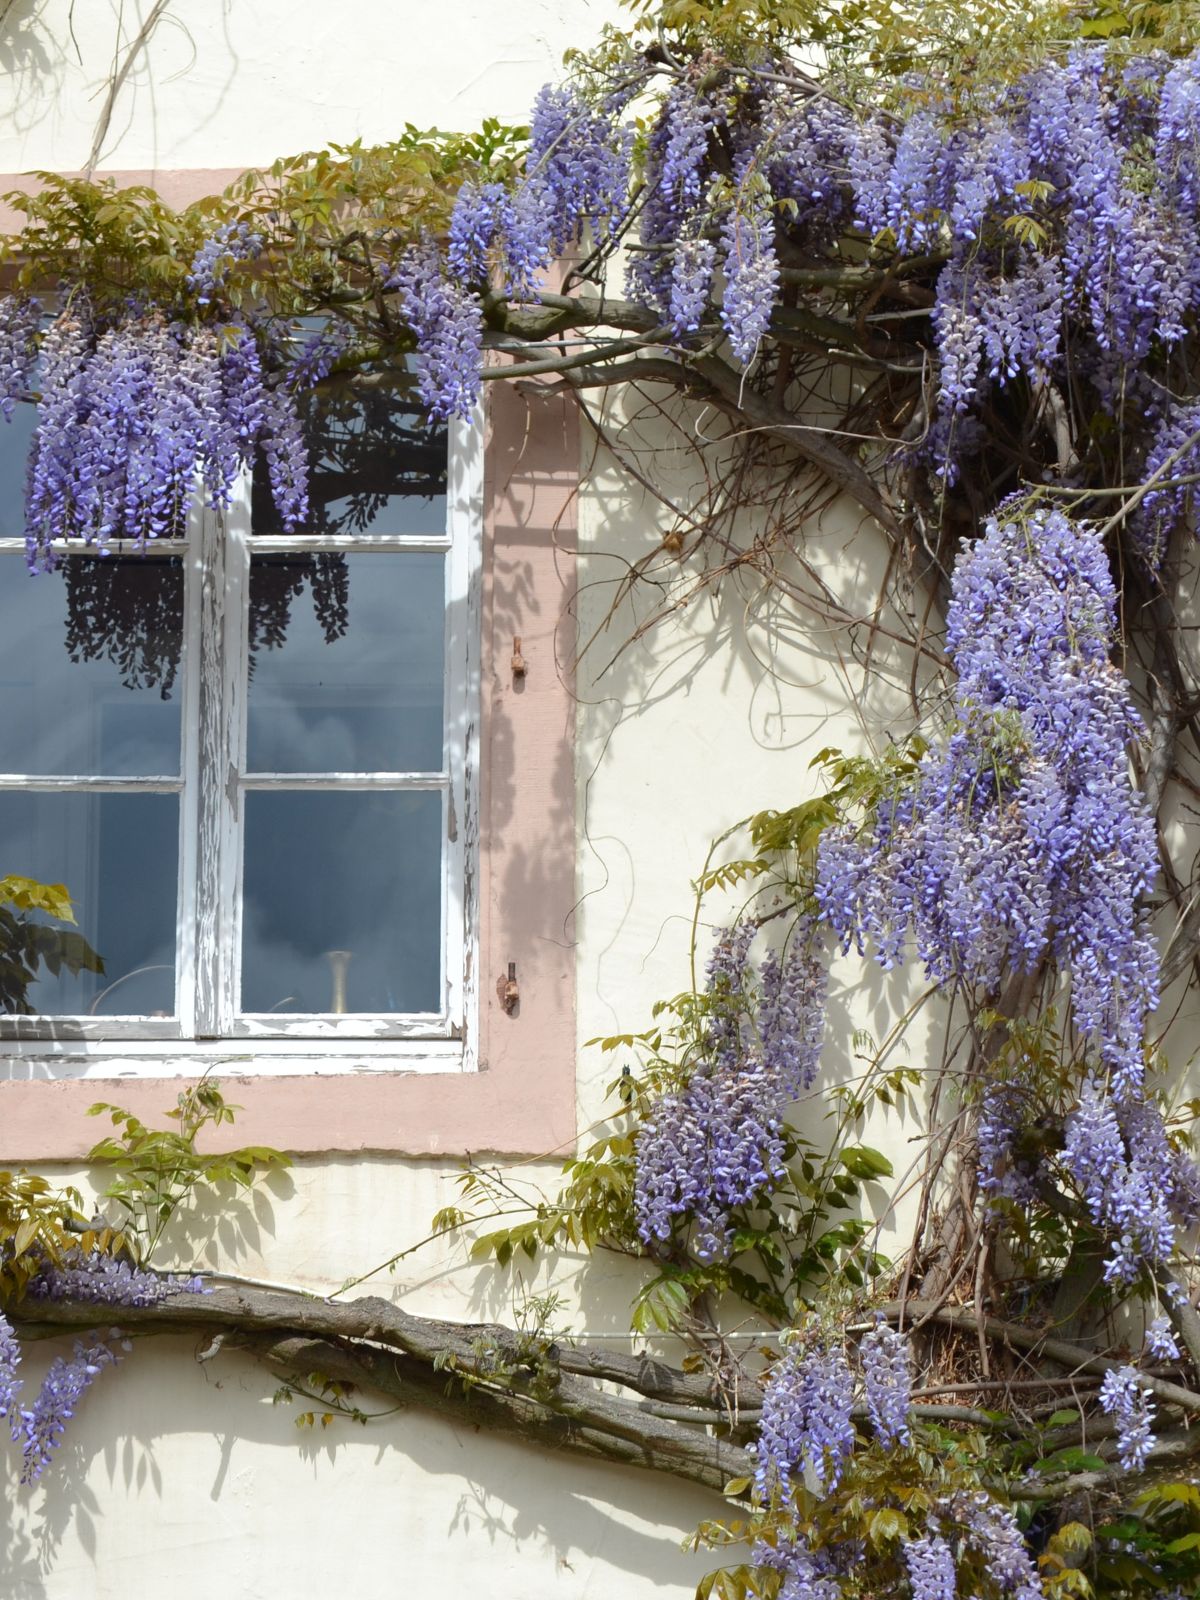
[{"xmin": 0, "ymin": 171, "xmax": 579, "ymax": 1158}]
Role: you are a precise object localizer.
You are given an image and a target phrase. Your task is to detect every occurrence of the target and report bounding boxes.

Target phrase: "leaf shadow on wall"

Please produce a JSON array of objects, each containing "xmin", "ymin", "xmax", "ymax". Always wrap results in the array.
[{"xmin": 2, "ymin": 1338, "xmax": 721, "ymax": 1597}]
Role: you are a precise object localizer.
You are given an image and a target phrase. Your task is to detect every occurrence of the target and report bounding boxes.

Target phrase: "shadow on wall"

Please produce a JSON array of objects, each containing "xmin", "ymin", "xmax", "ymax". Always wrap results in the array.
[
  {"xmin": 0, "ymin": 1338, "xmax": 722, "ymax": 1599},
  {"xmin": 0, "ymin": 2, "xmax": 67, "ymax": 142},
  {"xmin": 569, "ymin": 386, "xmax": 931, "ymax": 1073}
]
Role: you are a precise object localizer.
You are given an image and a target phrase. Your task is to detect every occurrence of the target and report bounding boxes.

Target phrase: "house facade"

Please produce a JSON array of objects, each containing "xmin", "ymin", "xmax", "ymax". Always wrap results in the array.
[{"xmin": 0, "ymin": 4, "xmax": 914, "ymax": 1594}]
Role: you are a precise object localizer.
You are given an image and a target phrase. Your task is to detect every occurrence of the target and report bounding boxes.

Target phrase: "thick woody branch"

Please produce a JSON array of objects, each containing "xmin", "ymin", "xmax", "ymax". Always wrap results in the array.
[
  {"xmin": 495, "ymin": 292, "xmax": 901, "ymax": 537},
  {"xmin": 12, "ymin": 1284, "xmax": 749, "ymax": 1493}
]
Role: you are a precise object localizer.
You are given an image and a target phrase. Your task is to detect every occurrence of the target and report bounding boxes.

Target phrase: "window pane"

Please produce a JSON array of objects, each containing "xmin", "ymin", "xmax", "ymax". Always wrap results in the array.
[
  {"xmin": 240, "ymin": 790, "xmax": 442, "ymax": 1015},
  {"xmin": 0, "ymin": 403, "xmax": 36, "ymax": 538},
  {"xmin": 247, "ymin": 554, "xmax": 445, "ymax": 773},
  {"xmin": 0, "ymin": 555, "xmax": 183, "ymax": 775},
  {"xmin": 251, "ymin": 382, "xmax": 448, "ymax": 536},
  {"xmin": 0, "ymin": 791, "xmax": 177, "ymax": 1016}
]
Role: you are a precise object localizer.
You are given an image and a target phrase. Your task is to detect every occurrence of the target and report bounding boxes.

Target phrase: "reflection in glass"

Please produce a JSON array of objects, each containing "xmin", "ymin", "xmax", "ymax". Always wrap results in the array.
[
  {"xmin": 247, "ymin": 554, "xmax": 445, "ymax": 773},
  {"xmin": 0, "ymin": 555, "xmax": 183, "ymax": 775},
  {"xmin": 251, "ymin": 380, "xmax": 448, "ymax": 536},
  {"xmin": 0, "ymin": 402, "xmax": 36, "ymax": 538},
  {"xmin": 240, "ymin": 790, "xmax": 441, "ymax": 1014},
  {"xmin": 0, "ymin": 792, "xmax": 177, "ymax": 1015}
]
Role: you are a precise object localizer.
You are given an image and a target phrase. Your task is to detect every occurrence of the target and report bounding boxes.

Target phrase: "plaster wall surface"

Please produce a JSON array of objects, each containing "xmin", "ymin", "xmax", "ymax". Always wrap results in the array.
[{"xmin": 0, "ymin": 0, "xmax": 623, "ymax": 172}]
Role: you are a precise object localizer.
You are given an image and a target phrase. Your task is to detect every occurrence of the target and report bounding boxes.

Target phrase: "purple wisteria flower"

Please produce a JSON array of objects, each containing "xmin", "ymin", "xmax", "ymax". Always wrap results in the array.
[
  {"xmin": 1132, "ymin": 398, "xmax": 1200, "ymax": 571},
  {"xmin": 1098, "ymin": 1364, "xmax": 1155, "ymax": 1473},
  {"xmin": 859, "ymin": 1322, "xmax": 912, "ymax": 1446},
  {"xmin": 0, "ymin": 1310, "xmax": 22, "ymax": 1422},
  {"xmin": 668, "ymin": 237, "xmax": 716, "ymax": 338},
  {"xmin": 753, "ymin": 1535, "xmax": 843, "ymax": 1600},
  {"xmin": 754, "ymin": 1338, "xmax": 855, "ymax": 1503},
  {"xmin": 815, "ymin": 506, "xmax": 1189, "ymax": 1278},
  {"xmin": 186, "ymin": 220, "xmax": 262, "ymax": 304},
  {"xmin": 17, "ymin": 1335, "xmax": 121, "ymax": 1482},
  {"xmin": 390, "ymin": 243, "xmax": 483, "ymax": 422},
  {"xmin": 27, "ymin": 1248, "xmax": 206, "ymax": 1307},
  {"xmin": 527, "ymin": 82, "xmax": 632, "ymax": 252},
  {"xmin": 627, "ymin": 81, "xmax": 713, "ymax": 312},
  {"xmin": 0, "ymin": 294, "xmax": 40, "ymax": 421},
  {"xmin": 953, "ymin": 1491, "xmax": 1042, "ymax": 1600},
  {"xmin": 633, "ymin": 922, "xmax": 827, "ymax": 1259},
  {"xmin": 1145, "ymin": 1313, "xmax": 1181, "ymax": 1362},
  {"xmin": 903, "ymin": 1533, "xmax": 957, "ymax": 1600},
  {"xmin": 21, "ymin": 303, "xmax": 317, "ymax": 567},
  {"xmin": 720, "ymin": 141, "xmax": 780, "ymax": 363}
]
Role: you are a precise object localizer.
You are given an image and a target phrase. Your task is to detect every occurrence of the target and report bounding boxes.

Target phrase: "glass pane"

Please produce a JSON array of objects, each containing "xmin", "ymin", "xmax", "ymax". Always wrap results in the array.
[
  {"xmin": 0, "ymin": 791, "xmax": 177, "ymax": 1016},
  {"xmin": 0, "ymin": 402, "xmax": 36, "ymax": 538},
  {"xmin": 247, "ymin": 553, "xmax": 445, "ymax": 772},
  {"xmin": 240, "ymin": 790, "xmax": 442, "ymax": 1014},
  {"xmin": 0, "ymin": 555, "xmax": 183, "ymax": 775},
  {"xmin": 252, "ymin": 380, "xmax": 448, "ymax": 536}
]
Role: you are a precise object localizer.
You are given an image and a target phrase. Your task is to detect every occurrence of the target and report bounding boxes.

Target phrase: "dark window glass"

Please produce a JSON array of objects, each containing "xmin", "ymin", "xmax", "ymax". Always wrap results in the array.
[
  {"xmin": 0, "ymin": 554, "xmax": 183, "ymax": 775},
  {"xmin": 0, "ymin": 791, "xmax": 178, "ymax": 1015},
  {"xmin": 247, "ymin": 553, "xmax": 445, "ymax": 772},
  {"xmin": 240, "ymin": 790, "xmax": 442, "ymax": 1014},
  {"xmin": 252, "ymin": 382, "xmax": 448, "ymax": 536}
]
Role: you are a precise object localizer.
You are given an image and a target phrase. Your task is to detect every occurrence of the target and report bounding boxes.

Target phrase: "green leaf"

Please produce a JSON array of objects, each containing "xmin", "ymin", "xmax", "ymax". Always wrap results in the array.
[
  {"xmin": 631, "ymin": 1275, "xmax": 690, "ymax": 1334},
  {"xmin": 839, "ymin": 1146, "xmax": 893, "ymax": 1180},
  {"xmin": 868, "ymin": 1508, "xmax": 908, "ymax": 1547}
]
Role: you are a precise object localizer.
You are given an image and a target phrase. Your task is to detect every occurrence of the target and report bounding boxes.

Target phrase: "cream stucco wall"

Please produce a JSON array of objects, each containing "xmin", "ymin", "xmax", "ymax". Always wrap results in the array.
[
  {"xmin": 0, "ymin": 0, "xmax": 623, "ymax": 172},
  {"xmin": 0, "ymin": 5, "xmax": 924, "ymax": 1597}
]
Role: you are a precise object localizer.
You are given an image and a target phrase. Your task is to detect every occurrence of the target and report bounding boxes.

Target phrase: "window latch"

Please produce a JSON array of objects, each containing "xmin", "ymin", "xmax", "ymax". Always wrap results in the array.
[
  {"xmin": 499, "ymin": 961, "xmax": 519, "ymax": 1015},
  {"xmin": 511, "ymin": 637, "xmax": 527, "ymax": 681}
]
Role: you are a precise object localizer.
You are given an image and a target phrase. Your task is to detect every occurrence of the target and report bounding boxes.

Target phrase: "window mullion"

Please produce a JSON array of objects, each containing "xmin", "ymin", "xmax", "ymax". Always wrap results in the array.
[{"xmin": 193, "ymin": 486, "xmax": 249, "ymax": 1036}]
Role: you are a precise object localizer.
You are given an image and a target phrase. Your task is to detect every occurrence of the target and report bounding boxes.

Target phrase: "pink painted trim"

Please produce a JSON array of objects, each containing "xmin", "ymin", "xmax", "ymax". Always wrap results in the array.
[
  {"xmin": 0, "ymin": 381, "xmax": 579, "ymax": 1160},
  {"xmin": 0, "ymin": 170, "xmax": 246, "ymax": 233}
]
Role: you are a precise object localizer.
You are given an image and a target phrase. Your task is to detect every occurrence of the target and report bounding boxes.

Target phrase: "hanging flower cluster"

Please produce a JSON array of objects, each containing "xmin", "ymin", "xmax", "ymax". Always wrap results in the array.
[
  {"xmin": 904, "ymin": 1534, "xmax": 958, "ymax": 1600},
  {"xmin": 633, "ymin": 918, "xmax": 828, "ymax": 1262},
  {"xmin": 754, "ymin": 1337, "xmax": 857, "ymax": 1503},
  {"xmin": 858, "ymin": 1321, "xmax": 913, "ymax": 1447},
  {"xmin": 19, "ymin": 292, "xmax": 311, "ymax": 571},
  {"xmin": 16, "ymin": 1334, "xmax": 121, "ymax": 1483},
  {"xmin": 0, "ymin": 293, "xmax": 40, "ymax": 421},
  {"xmin": 751, "ymin": 1533, "xmax": 843, "ymax": 1600},
  {"xmin": 1098, "ymin": 1364, "xmax": 1156, "ymax": 1473},
  {"xmin": 185, "ymin": 219, "xmax": 262, "ymax": 304},
  {"xmin": 0, "ymin": 1251, "xmax": 208, "ymax": 1479},
  {"xmin": 387, "ymin": 35, "xmax": 1200, "ymax": 554},
  {"xmin": 0, "ymin": 1311, "xmax": 20, "ymax": 1424},
  {"xmin": 753, "ymin": 1325, "xmax": 915, "ymax": 1507},
  {"xmin": 816, "ymin": 506, "xmax": 1196, "ymax": 1278}
]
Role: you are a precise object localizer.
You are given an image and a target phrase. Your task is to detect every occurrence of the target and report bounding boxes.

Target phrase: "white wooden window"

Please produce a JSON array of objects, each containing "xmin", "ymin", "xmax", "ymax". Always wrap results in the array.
[{"xmin": 0, "ymin": 391, "xmax": 482, "ymax": 1077}]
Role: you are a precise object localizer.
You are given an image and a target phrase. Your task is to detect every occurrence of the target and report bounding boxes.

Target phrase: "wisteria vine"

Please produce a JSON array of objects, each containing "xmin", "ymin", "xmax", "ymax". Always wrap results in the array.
[{"xmin": 4, "ymin": 7, "xmax": 1200, "ymax": 1596}]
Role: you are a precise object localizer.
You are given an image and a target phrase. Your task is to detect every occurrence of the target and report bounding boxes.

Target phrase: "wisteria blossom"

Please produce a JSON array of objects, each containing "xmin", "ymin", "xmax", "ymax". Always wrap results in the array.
[
  {"xmin": 26, "ymin": 1248, "xmax": 206, "ymax": 1308},
  {"xmin": 816, "ymin": 506, "xmax": 1193, "ymax": 1279},
  {"xmin": 633, "ymin": 921, "xmax": 827, "ymax": 1259},
  {"xmin": 0, "ymin": 1312, "xmax": 21, "ymax": 1423},
  {"xmin": 859, "ymin": 1322, "xmax": 913, "ymax": 1447},
  {"xmin": 21, "ymin": 304, "xmax": 311, "ymax": 566},
  {"xmin": 1098, "ymin": 1365, "xmax": 1156, "ymax": 1473},
  {"xmin": 17, "ymin": 1336, "xmax": 121, "ymax": 1482},
  {"xmin": 903, "ymin": 1533, "xmax": 958, "ymax": 1600},
  {"xmin": 754, "ymin": 1339, "xmax": 855, "ymax": 1503}
]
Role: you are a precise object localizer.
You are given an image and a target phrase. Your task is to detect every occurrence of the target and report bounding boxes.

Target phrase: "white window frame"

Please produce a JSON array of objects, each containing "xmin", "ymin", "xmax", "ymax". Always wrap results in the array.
[{"xmin": 0, "ymin": 413, "xmax": 482, "ymax": 1079}]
